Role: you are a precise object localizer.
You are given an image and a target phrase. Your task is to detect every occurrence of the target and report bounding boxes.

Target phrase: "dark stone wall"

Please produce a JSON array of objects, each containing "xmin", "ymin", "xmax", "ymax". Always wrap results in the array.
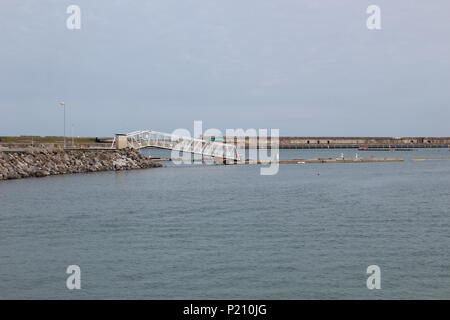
[{"xmin": 0, "ymin": 149, "xmax": 162, "ymax": 181}]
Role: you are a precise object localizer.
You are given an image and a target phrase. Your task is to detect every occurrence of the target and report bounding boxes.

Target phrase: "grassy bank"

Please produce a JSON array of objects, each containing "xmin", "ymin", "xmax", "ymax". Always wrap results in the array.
[{"xmin": 0, "ymin": 136, "xmax": 98, "ymax": 143}]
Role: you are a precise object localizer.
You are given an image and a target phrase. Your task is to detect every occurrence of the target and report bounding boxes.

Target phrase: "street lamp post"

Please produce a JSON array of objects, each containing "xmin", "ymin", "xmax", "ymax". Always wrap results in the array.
[{"xmin": 59, "ymin": 101, "xmax": 66, "ymax": 149}]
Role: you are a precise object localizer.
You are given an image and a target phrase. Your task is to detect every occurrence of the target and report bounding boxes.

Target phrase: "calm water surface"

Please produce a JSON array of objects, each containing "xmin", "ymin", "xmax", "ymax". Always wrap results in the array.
[{"xmin": 1, "ymin": 149, "xmax": 449, "ymax": 299}]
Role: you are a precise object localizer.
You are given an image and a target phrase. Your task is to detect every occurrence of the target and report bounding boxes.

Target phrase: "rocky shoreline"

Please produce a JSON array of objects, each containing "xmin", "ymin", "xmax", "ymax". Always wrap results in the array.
[{"xmin": 0, "ymin": 149, "xmax": 162, "ymax": 181}]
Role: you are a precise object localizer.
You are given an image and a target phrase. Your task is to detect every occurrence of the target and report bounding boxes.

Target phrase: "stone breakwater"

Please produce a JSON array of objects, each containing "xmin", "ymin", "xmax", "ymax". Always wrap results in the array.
[{"xmin": 0, "ymin": 149, "xmax": 162, "ymax": 180}]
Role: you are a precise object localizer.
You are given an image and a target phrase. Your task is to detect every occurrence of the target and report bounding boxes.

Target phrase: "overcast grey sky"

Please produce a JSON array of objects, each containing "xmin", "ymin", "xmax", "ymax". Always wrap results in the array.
[{"xmin": 1, "ymin": 0, "xmax": 449, "ymax": 137}]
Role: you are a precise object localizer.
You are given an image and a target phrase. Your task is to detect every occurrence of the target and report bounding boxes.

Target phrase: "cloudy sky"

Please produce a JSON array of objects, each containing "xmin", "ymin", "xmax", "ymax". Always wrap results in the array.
[{"xmin": 1, "ymin": 0, "xmax": 449, "ymax": 137}]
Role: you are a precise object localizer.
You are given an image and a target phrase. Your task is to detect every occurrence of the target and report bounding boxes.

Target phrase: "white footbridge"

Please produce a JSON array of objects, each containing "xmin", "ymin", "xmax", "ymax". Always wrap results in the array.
[{"xmin": 120, "ymin": 130, "xmax": 240, "ymax": 161}]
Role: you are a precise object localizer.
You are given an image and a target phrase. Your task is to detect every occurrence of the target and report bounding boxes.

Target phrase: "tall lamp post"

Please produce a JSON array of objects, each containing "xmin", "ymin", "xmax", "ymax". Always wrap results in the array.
[
  {"xmin": 59, "ymin": 101, "xmax": 66, "ymax": 149},
  {"xmin": 71, "ymin": 124, "xmax": 74, "ymax": 147}
]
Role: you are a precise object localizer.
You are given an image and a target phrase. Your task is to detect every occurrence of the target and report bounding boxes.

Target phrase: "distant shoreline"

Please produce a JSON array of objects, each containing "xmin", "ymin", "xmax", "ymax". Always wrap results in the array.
[{"xmin": 1, "ymin": 135, "xmax": 449, "ymax": 150}]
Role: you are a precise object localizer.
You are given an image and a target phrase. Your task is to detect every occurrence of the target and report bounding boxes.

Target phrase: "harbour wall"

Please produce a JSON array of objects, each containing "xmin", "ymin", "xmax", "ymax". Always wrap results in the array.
[
  {"xmin": 223, "ymin": 137, "xmax": 450, "ymax": 149},
  {"xmin": 1, "ymin": 137, "xmax": 449, "ymax": 150},
  {"xmin": 0, "ymin": 149, "xmax": 162, "ymax": 181}
]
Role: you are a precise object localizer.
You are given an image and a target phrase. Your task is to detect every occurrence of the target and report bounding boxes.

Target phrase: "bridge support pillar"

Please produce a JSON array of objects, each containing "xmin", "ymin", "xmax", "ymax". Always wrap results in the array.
[{"xmin": 115, "ymin": 134, "xmax": 128, "ymax": 149}]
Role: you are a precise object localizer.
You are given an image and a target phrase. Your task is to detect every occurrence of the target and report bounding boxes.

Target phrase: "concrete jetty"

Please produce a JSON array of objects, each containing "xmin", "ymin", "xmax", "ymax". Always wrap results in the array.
[
  {"xmin": 164, "ymin": 157, "xmax": 404, "ymax": 165},
  {"xmin": 237, "ymin": 158, "xmax": 404, "ymax": 165},
  {"xmin": 412, "ymin": 158, "xmax": 450, "ymax": 161}
]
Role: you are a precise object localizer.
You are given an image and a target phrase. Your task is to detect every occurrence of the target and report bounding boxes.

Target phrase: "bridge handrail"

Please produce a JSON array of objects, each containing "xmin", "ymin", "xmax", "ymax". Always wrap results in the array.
[{"xmin": 125, "ymin": 130, "xmax": 240, "ymax": 160}]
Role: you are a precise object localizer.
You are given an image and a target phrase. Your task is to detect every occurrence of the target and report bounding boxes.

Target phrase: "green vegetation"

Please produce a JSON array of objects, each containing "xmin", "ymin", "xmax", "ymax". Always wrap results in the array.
[{"xmin": 0, "ymin": 136, "xmax": 98, "ymax": 143}]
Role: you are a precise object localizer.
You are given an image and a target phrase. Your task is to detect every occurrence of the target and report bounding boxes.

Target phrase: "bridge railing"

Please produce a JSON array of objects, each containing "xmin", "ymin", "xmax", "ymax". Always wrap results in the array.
[{"xmin": 126, "ymin": 130, "xmax": 240, "ymax": 160}]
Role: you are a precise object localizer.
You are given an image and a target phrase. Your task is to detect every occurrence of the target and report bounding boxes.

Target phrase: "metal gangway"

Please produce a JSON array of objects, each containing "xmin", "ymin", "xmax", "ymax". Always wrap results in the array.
[{"xmin": 124, "ymin": 130, "xmax": 240, "ymax": 161}]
